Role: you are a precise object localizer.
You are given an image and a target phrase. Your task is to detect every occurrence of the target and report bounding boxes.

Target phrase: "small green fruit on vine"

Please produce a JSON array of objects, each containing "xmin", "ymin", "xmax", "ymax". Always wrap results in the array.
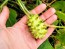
[{"xmin": 27, "ymin": 14, "xmax": 47, "ymax": 39}]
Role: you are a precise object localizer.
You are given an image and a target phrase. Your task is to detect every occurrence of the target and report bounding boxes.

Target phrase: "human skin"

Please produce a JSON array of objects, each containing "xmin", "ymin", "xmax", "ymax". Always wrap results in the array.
[{"xmin": 0, "ymin": 4, "xmax": 57, "ymax": 49}]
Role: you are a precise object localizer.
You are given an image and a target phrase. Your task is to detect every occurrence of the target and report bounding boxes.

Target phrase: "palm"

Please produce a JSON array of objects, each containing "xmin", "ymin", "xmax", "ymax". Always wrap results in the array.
[
  {"xmin": 0, "ymin": 4, "xmax": 57, "ymax": 49},
  {"xmin": 6, "ymin": 25, "xmax": 37, "ymax": 49}
]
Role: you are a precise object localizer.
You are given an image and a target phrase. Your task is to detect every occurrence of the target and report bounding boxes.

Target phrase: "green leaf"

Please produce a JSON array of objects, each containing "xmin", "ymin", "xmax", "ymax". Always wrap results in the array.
[
  {"xmin": 38, "ymin": 40, "xmax": 54, "ymax": 49},
  {"xmin": 55, "ymin": 42, "xmax": 65, "ymax": 49},
  {"xmin": 52, "ymin": 1, "xmax": 65, "ymax": 22},
  {"xmin": 6, "ymin": 8, "xmax": 17, "ymax": 27},
  {"xmin": 53, "ymin": 20, "xmax": 58, "ymax": 25},
  {"xmin": 52, "ymin": 1, "xmax": 65, "ymax": 13},
  {"xmin": 56, "ymin": 11, "xmax": 65, "ymax": 22},
  {"xmin": 36, "ymin": 0, "xmax": 42, "ymax": 6},
  {"xmin": 56, "ymin": 29, "xmax": 65, "ymax": 45}
]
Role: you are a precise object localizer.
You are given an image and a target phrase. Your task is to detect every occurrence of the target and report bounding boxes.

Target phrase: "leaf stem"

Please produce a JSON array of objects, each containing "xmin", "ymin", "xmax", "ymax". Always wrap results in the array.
[
  {"xmin": 45, "ymin": 24, "xmax": 65, "ymax": 29},
  {"xmin": 52, "ymin": 25, "xmax": 65, "ymax": 28},
  {"xmin": 17, "ymin": 0, "xmax": 31, "ymax": 17},
  {"xmin": 36, "ymin": 0, "xmax": 42, "ymax": 6},
  {"xmin": 0, "ymin": 0, "xmax": 8, "ymax": 12}
]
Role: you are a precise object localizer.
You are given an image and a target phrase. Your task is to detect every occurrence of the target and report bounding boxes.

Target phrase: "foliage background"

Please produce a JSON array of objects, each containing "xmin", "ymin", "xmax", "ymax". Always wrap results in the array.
[{"xmin": 0, "ymin": 0, "xmax": 65, "ymax": 49}]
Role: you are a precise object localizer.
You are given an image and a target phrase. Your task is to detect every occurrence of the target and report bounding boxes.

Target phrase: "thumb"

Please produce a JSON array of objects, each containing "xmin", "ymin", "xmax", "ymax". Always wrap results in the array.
[{"xmin": 0, "ymin": 6, "xmax": 9, "ymax": 26}]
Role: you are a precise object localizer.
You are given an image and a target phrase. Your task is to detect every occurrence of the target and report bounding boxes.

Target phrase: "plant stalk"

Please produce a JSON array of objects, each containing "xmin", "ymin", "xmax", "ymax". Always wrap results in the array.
[
  {"xmin": 0, "ymin": 0, "xmax": 8, "ymax": 12},
  {"xmin": 17, "ymin": 0, "xmax": 31, "ymax": 17},
  {"xmin": 46, "ymin": 24, "xmax": 65, "ymax": 29}
]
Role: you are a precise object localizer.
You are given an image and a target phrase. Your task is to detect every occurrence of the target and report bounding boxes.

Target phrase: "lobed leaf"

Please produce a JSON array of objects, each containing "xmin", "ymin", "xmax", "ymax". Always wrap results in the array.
[
  {"xmin": 56, "ymin": 11, "xmax": 65, "ymax": 22},
  {"xmin": 52, "ymin": 1, "xmax": 65, "ymax": 13},
  {"xmin": 56, "ymin": 29, "xmax": 65, "ymax": 45},
  {"xmin": 55, "ymin": 42, "xmax": 65, "ymax": 49}
]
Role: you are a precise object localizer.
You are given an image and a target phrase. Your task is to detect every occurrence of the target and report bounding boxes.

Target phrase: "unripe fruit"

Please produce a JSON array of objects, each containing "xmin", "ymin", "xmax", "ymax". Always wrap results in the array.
[{"xmin": 27, "ymin": 14, "xmax": 47, "ymax": 39}]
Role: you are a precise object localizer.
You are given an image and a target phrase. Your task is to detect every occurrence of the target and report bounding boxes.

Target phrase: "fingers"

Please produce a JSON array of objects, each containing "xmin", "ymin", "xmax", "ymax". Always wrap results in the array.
[
  {"xmin": 31, "ymin": 4, "xmax": 46, "ymax": 14},
  {"xmin": 37, "ymin": 15, "xmax": 57, "ymax": 47},
  {"xmin": 37, "ymin": 28, "xmax": 54, "ymax": 47},
  {"xmin": 44, "ymin": 14, "xmax": 57, "ymax": 24},
  {"xmin": 13, "ymin": 4, "xmax": 46, "ymax": 28},
  {"xmin": 0, "ymin": 6, "xmax": 9, "ymax": 25},
  {"xmin": 40, "ymin": 8, "xmax": 56, "ymax": 20}
]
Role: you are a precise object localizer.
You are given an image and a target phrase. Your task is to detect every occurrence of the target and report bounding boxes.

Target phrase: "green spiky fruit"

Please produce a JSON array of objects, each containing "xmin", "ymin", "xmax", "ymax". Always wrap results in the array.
[{"xmin": 27, "ymin": 14, "xmax": 47, "ymax": 39}]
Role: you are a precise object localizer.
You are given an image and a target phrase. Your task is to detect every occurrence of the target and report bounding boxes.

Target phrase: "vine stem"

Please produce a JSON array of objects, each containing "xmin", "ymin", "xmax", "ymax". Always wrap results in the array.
[
  {"xmin": 0, "ymin": 0, "xmax": 8, "ymax": 12},
  {"xmin": 45, "ymin": 24, "xmax": 65, "ymax": 29},
  {"xmin": 17, "ymin": 0, "xmax": 31, "ymax": 17},
  {"xmin": 46, "ymin": 0, "xmax": 56, "ymax": 8}
]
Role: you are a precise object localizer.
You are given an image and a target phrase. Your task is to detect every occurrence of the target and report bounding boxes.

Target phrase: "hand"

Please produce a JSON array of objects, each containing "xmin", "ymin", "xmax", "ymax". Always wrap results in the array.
[{"xmin": 0, "ymin": 4, "xmax": 57, "ymax": 49}]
